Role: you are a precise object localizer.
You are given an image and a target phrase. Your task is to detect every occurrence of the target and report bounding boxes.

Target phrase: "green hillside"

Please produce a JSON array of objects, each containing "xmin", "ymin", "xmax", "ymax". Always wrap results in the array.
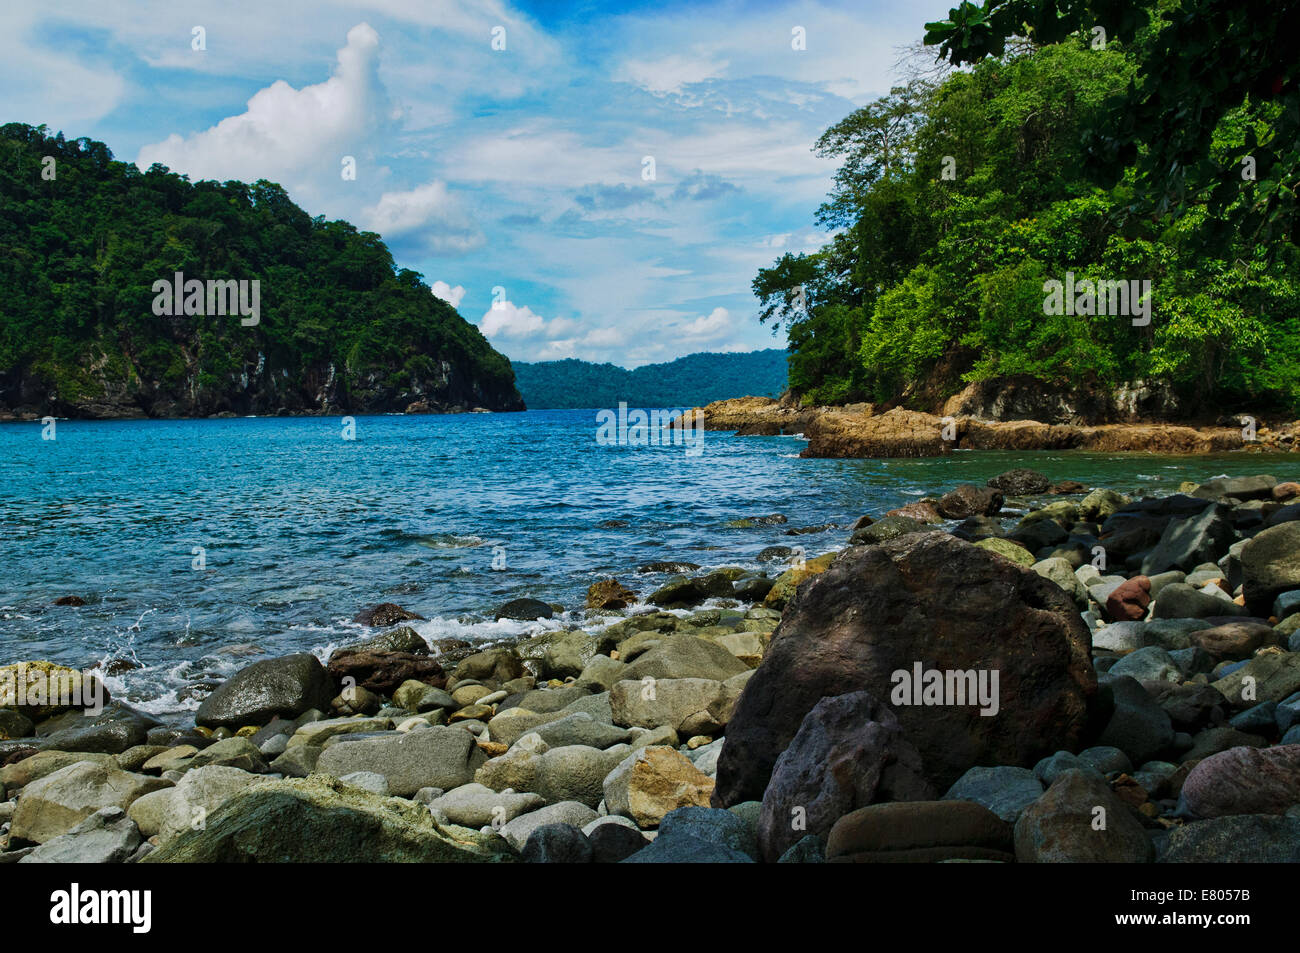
[{"xmin": 0, "ymin": 123, "xmax": 523, "ymax": 418}]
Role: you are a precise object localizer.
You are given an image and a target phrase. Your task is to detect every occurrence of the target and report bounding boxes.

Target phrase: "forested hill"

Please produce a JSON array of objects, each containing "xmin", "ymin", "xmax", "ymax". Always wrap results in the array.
[
  {"xmin": 511, "ymin": 349, "xmax": 789, "ymax": 409},
  {"xmin": 755, "ymin": 3, "xmax": 1300, "ymax": 420},
  {"xmin": 0, "ymin": 123, "xmax": 523, "ymax": 419}
]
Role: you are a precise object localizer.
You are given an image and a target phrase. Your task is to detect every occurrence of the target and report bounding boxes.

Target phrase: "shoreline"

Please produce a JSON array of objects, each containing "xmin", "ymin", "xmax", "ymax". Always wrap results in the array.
[
  {"xmin": 680, "ymin": 396, "xmax": 1300, "ymax": 457},
  {"xmin": 2, "ymin": 465, "xmax": 1299, "ymax": 863}
]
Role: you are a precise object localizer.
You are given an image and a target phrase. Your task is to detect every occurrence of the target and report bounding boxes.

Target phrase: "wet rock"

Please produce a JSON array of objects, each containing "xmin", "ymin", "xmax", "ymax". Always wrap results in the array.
[
  {"xmin": 586, "ymin": 579, "xmax": 637, "ymax": 610},
  {"xmin": 936, "ymin": 484, "xmax": 1003, "ymax": 520},
  {"xmin": 496, "ymin": 598, "xmax": 555, "ymax": 621},
  {"xmin": 328, "ymin": 650, "xmax": 445, "ymax": 696},
  {"xmin": 196, "ymin": 654, "xmax": 334, "ymax": 729},
  {"xmin": 352, "ymin": 603, "xmax": 424, "ymax": 627},
  {"xmin": 987, "ymin": 468, "xmax": 1051, "ymax": 496}
]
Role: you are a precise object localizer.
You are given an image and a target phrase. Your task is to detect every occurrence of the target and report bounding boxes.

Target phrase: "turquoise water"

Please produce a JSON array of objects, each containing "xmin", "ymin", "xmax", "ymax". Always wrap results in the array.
[{"xmin": 0, "ymin": 409, "xmax": 1288, "ymax": 719}]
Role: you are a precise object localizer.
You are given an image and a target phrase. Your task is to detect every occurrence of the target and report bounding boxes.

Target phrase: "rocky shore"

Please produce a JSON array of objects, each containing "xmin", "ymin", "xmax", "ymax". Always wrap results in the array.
[
  {"xmin": 683, "ymin": 395, "xmax": 1300, "ymax": 457},
  {"xmin": 3, "ymin": 469, "xmax": 1300, "ymax": 863}
]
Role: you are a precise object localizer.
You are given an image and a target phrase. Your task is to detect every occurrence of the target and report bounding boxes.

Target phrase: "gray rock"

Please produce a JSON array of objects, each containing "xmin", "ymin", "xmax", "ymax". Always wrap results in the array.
[
  {"xmin": 1160, "ymin": 814, "xmax": 1300, "ymax": 862},
  {"xmin": 10, "ymin": 760, "xmax": 171, "ymax": 844},
  {"xmin": 1140, "ymin": 505, "xmax": 1236, "ymax": 576},
  {"xmin": 34, "ymin": 702, "xmax": 162, "ymax": 755},
  {"xmin": 1152, "ymin": 584, "xmax": 1246, "ymax": 620},
  {"xmin": 530, "ymin": 712, "xmax": 630, "ymax": 750},
  {"xmin": 620, "ymin": 833, "xmax": 755, "ymax": 863},
  {"xmin": 658, "ymin": 805, "xmax": 759, "ymax": 860},
  {"xmin": 17, "ymin": 806, "xmax": 140, "ymax": 863},
  {"xmin": 156, "ymin": 765, "xmax": 270, "ymax": 844},
  {"xmin": 426, "ymin": 783, "xmax": 545, "ymax": 828},
  {"xmin": 1108, "ymin": 646, "xmax": 1182, "ymax": 684},
  {"xmin": 943, "ymin": 765, "xmax": 1043, "ymax": 823},
  {"xmin": 315, "ymin": 726, "xmax": 486, "ymax": 797},
  {"xmin": 1096, "ymin": 676, "xmax": 1174, "ymax": 765},
  {"xmin": 338, "ymin": 771, "xmax": 390, "ymax": 795},
  {"xmin": 498, "ymin": 801, "xmax": 599, "ymax": 850},
  {"xmin": 587, "ymin": 821, "xmax": 648, "ymax": 862},
  {"xmin": 1076, "ymin": 745, "xmax": 1134, "ymax": 775},
  {"xmin": 269, "ymin": 744, "xmax": 321, "ymax": 778}
]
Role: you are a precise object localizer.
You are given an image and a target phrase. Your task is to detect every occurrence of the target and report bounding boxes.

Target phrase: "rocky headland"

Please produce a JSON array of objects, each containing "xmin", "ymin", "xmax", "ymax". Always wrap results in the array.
[
  {"xmin": 3, "ymin": 469, "xmax": 1300, "ymax": 863},
  {"xmin": 681, "ymin": 394, "xmax": 1299, "ymax": 457}
]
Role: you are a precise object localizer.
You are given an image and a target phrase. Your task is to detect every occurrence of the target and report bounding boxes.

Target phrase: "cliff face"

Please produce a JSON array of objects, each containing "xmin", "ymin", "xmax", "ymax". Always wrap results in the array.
[{"xmin": 0, "ymin": 123, "xmax": 524, "ymax": 420}]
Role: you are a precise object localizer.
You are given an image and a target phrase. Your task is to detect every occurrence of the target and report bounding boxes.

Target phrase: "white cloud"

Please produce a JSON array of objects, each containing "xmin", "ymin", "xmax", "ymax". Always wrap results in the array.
[
  {"xmin": 431, "ymin": 281, "xmax": 467, "ymax": 308},
  {"xmin": 0, "ymin": 10, "xmax": 127, "ymax": 125},
  {"xmin": 136, "ymin": 23, "xmax": 391, "ymax": 199},
  {"xmin": 479, "ymin": 300, "xmax": 578, "ymax": 340},
  {"xmin": 617, "ymin": 54, "xmax": 729, "ymax": 95},
  {"xmin": 680, "ymin": 306, "xmax": 732, "ymax": 341},
  {"xmin": 363, "ymin": 181, "xmax": 485, "ymax": 253}
]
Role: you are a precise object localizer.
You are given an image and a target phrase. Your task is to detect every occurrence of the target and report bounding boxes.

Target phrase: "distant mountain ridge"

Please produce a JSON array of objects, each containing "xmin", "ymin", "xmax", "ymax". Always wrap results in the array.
[{"xmin": 511, "ymin": 349, "xmax": 789, "ymax": 409}]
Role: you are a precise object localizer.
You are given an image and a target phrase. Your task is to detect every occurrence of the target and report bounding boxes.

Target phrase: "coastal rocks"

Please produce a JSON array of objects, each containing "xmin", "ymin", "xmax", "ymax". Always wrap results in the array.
[
  {"xmin": 0, "ymin": 710, "xmax": 33, "ymax": 740},
  {"xmin": 496, "ymin": 598, "xmax": 555, "ymax": 621},
  {"xmin": 498, "ymin": 801, "xmax": 598, "ymax": 851},
  {"xmin": 1106, "ymin": 576, "xmax": 1151, "ymax": 622},
  {"xmin": 849, "ymin": 515, "xmax": 931, "ymax": 546},
  {"xmin": 987, "ymin": 468, "xmax": 1051, "ymax": 496},
  {"xmin": 0, "ymin": 751, "xmax": 116, "ymax": 791},
  {"xmin": 757, "ymin": 692, "xmax": 932, "ymax": 862},
  {"xmin": 1213, "ymin": 650, "xmax": 1300, "ymax": 707},
  {"xmin": 1190, "ymin": 621, "xmax": 1273, "ymax": 660},
  {"xmin": 1180, "ymin": 745, "xmax": 1300, "ymax": 817},
  {"xmin": 1159, "ymin": 815, "xmax": 1300, "ymax": 862},
  {"xmin": 316, "ymin": 726, "xmax": 486, "ymax": 797},
  {"xmin": 155, "ymin": 765, "xmax": 272, "ymax": 843},
  {"xmin": 801, "ymin": 407, "xmax": 949, "ymax": 459},
  {"xmin": 1080, "ymin": 488, "xmax": 1131, "ymax": 522},
  {"xmin": 972, "ymin": 537, "xmax": 1035, "ymax": 566},
  {"xmin": 538, "ymin": 631, "xmax": 598, "ymax": 680},
  {"xmin": 10, "ymin": 761, "xmax": 170, "ymax": 844},
  {"xmin": 603, "ymin": 746, "xmax": 715, "ymax": 827},
  {"xmin": 825, "ymin": 800, "xmax": 1014, "ymax": 863},
  {"xmin": 1150, "ymin": 583, "xmax": 1245, "ymax": 620},
  {"xmin": 609, "ymin": 677, "xmax": 740, "ymax": 736},
  {"xmin": 714, "ymin": 532, "xmax": 1095, "ymax": 804},
  {"xmin": 762, "ymin": 553, "xmax": 836, "ymax": 609},
  {"xmin": 1095, "ymin": 676, "xmax": 1175, "ymax": 765},
  {"xmin": 886, "ymin": 499, "xmax": 944, "ymax": 523},
  {"xmin": 936, "ymin": 484, "xmax": 1003, "ymax": 520},
  {"xmin": 475, "ymin": 743, "xmax": 629, "ymax": 807},
  {"xmin": 337, "ymin": 626, "xmax": 428, "ymax": 656},
  {"xmin": 453, "ymin": 648, "xmax": 524, "ymax": 685},
  {"xmin": 424, "ymin": 783, "xmax": 545, "ymax": 827},
  {"xmin": 520, "ymin": 824, "xmax": 593, "ymax": 863},
  {"xmin": 328, "ymin": 649, "xmax": 444, "ymax": 695},
  {"xmin": 621, "ymin": 636, "xmax": 750, "ymax": 683},
  {"xmin": 1013, "ymin": 769, "xmax": 1154, "ymax": 863},
  {"xmin": 17, "ymin": 806, "xmax": 140, "ymax": 864},
  {"xmin": 942, "ymin": 765, "xmax": 1044, "ymax": 823},
  {"xmin": 144, "ymin": 774, "xmax": 513, "ymax": 863},
  {"xmin": 1140, "ymin": 505, "xmax": 1236, "ymax": 575},
  {"xmin": 586, "ymin": 579, "xmax": 637, "ymax": 610},
  {"xmin": 196, "ymin": 654, "xmax": 334, "ymax": 729},
  {"xmin": 35, "ymin": 702, "xmax": 161, "ymax": 755},
  {"xmin": 1241, "ymin": 523, "xmax": 1300, "ymax": 615},
  {"xmin": 351, "ymin": 603, "xmax": 424, "ymax": 627}
]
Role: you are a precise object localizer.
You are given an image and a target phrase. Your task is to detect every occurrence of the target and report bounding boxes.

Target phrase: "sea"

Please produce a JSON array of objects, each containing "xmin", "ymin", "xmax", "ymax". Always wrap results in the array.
[{"xmin": 0, "ymin": 409, "xmax": 1284, "ymax": 721}]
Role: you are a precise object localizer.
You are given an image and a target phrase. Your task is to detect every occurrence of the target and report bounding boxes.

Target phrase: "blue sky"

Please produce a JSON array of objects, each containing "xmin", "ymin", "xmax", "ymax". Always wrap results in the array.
[{"xmin": 3, "ymin": 0, "xmax": 952, "ymax": 366}]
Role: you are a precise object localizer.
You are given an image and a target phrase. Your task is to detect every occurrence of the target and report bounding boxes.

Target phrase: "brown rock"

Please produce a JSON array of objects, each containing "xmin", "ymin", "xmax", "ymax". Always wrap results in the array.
[
  {"xmin": 713, "ymin": 532, "xmax": 1096, "ymax": 804},
  {"xmin": 1181, "ymin": 744, "xmax": 1300, "ymax": 818},
  {"xmin": 885, "ymin": 499, "xmax": 945, "ymax": 523},
  {"xmin": 1189, "ymin": 621, "xmax": 1274, "ymax": 660},
  {"xmin": 351, "ymin": 603, "xmax": 424, "ymax": 627},
  {"xmin": 1014, "ymin": 769, "xmax": 1153, "ymax": 863},
  {"xmin": 586, "ymin": 579, "xmax": 638, "ymax": 610},
  {"xmin": 327, "ymin": 650, "xmax": 445, "ymax": 695},
  {"xmin": 1273, "ymin": 482, "xmax": 1300, "ymax": 502},
  {"xmin": 1106, "ymin": 576, "xmax": 1152, "ymax": 622},
  {"xmin": 936, "ymin": 484, "xmax": 1004, "ymax": 520},
  {"xmin": 603, "ymin": 746, "xmax": 714, "ymax": 828},
  {"xmin": 826, "ymin": 800, "xmax": 1013, "ymax": 862}
]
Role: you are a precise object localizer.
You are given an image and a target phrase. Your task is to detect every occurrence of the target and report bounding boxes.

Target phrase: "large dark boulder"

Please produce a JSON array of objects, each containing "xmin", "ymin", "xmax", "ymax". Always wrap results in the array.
[
  {"xmin": 352, "ymin": 603, "xmax": 424, "ymax": 627},
  {"xmin": 196, "ymin": 653, "xmax": 334, "ymax": 729},
  {"xmin": 987, "ymin": 469, "xmax": 1050, "ymax": 495},
  {"xmin": 713, "ymin": 532, "xmax": 1096, "ymax": 805}
]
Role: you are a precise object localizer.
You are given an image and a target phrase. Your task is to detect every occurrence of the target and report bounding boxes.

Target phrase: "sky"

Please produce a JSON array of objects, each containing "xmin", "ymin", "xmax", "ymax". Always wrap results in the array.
[{"xmin": 2, "ymin": 0, "xmax": 953, "ymax": 366}]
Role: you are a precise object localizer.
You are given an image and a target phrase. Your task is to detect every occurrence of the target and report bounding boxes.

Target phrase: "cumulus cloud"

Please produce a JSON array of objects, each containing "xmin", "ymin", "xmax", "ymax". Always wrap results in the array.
[
  {"xmin": 136, "ymin": 23, "xmax": 392, "ymax": 196},
  {"xmin": 479, "ymin": 300, "xmax": 577, "ymax": 340},
  {"xmin": 672, "ymin": 170, "xmax": 741, "ymax": 201},
  {"xmin": 679, "ymin": 306, "xmax": 733, "ymax": 341},
  {"xmin": 363, "ymin": 181, "xmax": 485, "ymax": 253},
  {"xmin": 431, "ymin": 281, "xmax": 466, "ymax": 308}
]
